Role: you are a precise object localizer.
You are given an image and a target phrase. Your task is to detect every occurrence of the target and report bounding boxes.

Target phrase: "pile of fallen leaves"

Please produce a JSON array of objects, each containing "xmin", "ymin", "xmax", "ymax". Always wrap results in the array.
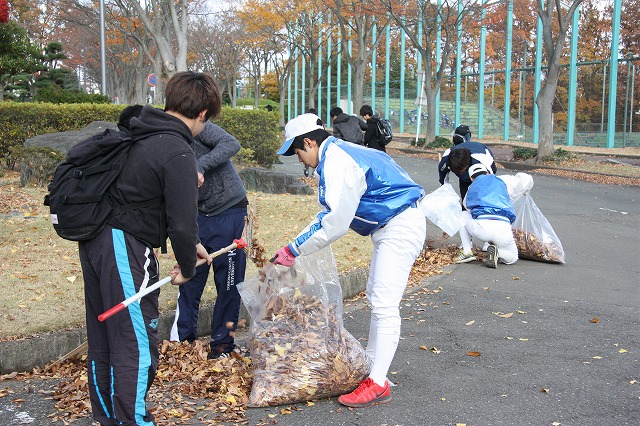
[
  {"xmin": 20, "ymin": 341, "xmax": 253, "ymax": 425},
  {"xmin": 408, "ymin": 240, "xmax": 461, "ymax": 287}
]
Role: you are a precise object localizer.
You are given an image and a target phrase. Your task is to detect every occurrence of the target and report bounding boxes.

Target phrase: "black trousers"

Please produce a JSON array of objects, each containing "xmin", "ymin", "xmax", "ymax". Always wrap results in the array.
[
  {"xmin": 79, "ymin": 226, "xmax": 159, "ymax": 426},
  {"xmin": 171, "ymin": 207, "xmax": 246, "ymax": 353}
]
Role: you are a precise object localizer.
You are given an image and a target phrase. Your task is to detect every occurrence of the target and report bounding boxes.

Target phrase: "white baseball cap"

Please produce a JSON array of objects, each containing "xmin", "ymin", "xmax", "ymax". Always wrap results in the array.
[
  {"xmin": 468, "ymin": 163, "xmax": 489, "ymax": 178},
  {"xmin": 278, "ymin": 113, "xmax": 324, "ymax": 156}
]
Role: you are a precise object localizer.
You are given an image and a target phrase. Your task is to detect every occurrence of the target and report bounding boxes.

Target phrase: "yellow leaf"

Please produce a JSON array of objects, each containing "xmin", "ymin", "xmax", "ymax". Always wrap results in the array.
[
  {"xmin": 465, "ymin": 320, "xmax": 475, "ymax": 326},
  {"xmin": 518, "ymin": 338, "xmax": 529, "ymax": 341},
  {"xmin": 419, "ymin": 345, "xmax": 428, "ymax": 350},
  {"xmin": 11, "ymin": 249, "xmax": 17, "ymax": 254},
  {"xmin": 275, "ymin": 344, "xmax": 286, "ymax": 357},
  {"xmin": 505, "ymin": 336, "xmax": 514, "ymax": 340},
  {"xmin": 430, "ymin": 347, "xmax": 441, "ymax": 354},
  {"xmin": 306, "ymin": 401, "xmax": 315, "ymax": 406},
  {"xmin": 225, "ymin": 394, "xmax": 236, "ymax": 404},
  {"xmin": 280, "ymin": 408, "xmax": 291, "ymax": 415},
  {"xmin": 268, "ymin": 414, "xmax": 277, "ymax": 418},
  {"xmin": 66, "ymin": 276, "xmax": 77, "ymax": 283},
  {"xmin": 498, "ymin": 312, "xmax": 514, "ymax": 318},
  {"xmin": 619, "ymin": 349, "xmax": 628, "ymax": 353},
  {"xmin": 592, "ymin": 356, "xmax": 603, "ymax": 359},
  {"xmin": 441, "ymin": 397, "xmax": 446, "ymax": 401}
]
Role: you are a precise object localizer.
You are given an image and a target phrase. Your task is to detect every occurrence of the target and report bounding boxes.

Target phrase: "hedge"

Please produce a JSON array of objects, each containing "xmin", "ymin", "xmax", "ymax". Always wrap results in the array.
[{"xmin": 0, "ymin": 102, "xmax": 282, "ymax": 168}]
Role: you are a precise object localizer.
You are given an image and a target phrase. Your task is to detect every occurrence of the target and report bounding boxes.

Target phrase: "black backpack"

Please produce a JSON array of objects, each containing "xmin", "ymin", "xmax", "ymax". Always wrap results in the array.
[
  {"xmin": 44, "ymin": 128, "xmax": 158, "ymax": 241},
  {"xmin": 376, "ymin": 118, "xmax": 393, "ymax": 145}
]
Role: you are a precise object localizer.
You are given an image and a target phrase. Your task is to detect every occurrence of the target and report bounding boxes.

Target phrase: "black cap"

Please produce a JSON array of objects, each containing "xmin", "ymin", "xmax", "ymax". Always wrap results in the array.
[{"xmin": 455, "ymin": 125, "xmax": 470, "ymax": 136}]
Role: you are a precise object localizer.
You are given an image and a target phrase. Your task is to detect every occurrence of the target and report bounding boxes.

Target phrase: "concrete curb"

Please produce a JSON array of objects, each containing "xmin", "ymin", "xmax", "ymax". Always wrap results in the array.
[{"xmin": 0, "ymin": 268, "xmax": 371, "ymax": 374}]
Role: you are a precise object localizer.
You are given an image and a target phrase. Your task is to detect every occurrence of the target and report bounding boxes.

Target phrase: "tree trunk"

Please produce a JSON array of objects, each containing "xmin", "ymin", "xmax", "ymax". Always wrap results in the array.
[{"xmin": 535, "ymin": 85, "xmax": 556, "ymax": 160}]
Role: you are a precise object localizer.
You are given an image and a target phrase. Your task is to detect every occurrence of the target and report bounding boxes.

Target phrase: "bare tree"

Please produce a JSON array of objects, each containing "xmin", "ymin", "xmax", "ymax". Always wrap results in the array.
[
  {"xmin": 383, "ymin": 0, "xmax": 483, "ymax": 142},
  {"xmin": 190, "ymin": 13, "xmax": 245, "ymax": 107},
  {"xmin": 534, "ymin": 0, "xmax": 585, "ymax": 161},
  {"xmin": 327, "ymin": 0, "xmax": 389, "ymax": 112},
  {"xmin": 117, "ymin": 0, "xmax": 191, "ymax": 77}
]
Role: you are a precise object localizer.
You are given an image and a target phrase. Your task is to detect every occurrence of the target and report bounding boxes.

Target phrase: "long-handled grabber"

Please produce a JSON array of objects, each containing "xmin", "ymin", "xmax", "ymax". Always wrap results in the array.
[{"xmin": 98, "ymin": 238, "xmax": 247, "ymax": 322}]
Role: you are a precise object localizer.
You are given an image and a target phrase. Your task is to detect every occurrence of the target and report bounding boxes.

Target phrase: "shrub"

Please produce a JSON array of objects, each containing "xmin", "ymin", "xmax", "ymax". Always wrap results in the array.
[
  {"xmin": 0, "ymin": 103, "xmax": 283, "ymax": 169},
  {"xmin": 32, "ymin": 86, "xmax": 111, "ymax": 104},
  {"xmin": 215, "ymin": 107, "xmax": 281, "ymax": 168},
  {"xmin": 411, "ymin": 138, "xmax": 426, "ymax": 147},
  {"xmin": 512, "ymin": 147, "xmax": 538, "ymax": 161},
  {"xmin": 0, "ymin": 102, "xmax": 122, "ymax": 157},
  {"xmin": 543, "ymin": 147, "xmax": 578, "ymax": 163},
  {"xmin": 426, "ymin": 136, "xmax": 452, "ymax": 149}
]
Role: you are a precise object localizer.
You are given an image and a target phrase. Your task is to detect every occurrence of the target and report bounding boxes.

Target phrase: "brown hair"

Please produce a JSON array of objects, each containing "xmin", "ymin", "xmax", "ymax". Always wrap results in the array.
[{"xmin": 164, "ymin": 71, "xmax": 221, "ymax": 121}]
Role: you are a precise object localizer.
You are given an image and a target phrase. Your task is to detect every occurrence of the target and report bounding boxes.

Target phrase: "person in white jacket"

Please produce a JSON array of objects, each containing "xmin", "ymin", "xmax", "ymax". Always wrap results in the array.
[{"xmin": 271, "ymin": 113, "xmax": 426, "ymax": 408}]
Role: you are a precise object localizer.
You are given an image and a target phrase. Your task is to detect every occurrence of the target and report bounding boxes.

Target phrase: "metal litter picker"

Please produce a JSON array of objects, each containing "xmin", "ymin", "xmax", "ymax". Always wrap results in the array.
[{"xmin": 98, "ymin": 238, "xmax": 248, "ymax": 322}]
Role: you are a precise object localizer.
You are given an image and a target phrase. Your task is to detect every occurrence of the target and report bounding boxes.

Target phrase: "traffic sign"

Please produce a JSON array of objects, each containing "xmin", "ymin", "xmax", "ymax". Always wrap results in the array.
[{"xmin": 147, "ymin": 73, "xmax": 156, "ymax": 87}]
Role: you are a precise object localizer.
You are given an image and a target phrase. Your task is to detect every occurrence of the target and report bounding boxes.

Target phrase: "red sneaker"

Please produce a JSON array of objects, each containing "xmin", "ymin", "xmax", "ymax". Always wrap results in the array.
[{"xmin": 338, "ymin": 377, "xmax": 391, "ymax": 407}]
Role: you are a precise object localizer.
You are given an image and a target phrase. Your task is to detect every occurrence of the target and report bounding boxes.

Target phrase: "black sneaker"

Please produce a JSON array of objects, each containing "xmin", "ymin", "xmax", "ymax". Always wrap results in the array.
[
  {"xmin": 483, "ymin": 244, "xmax": 498, "ymax": 269},
  {"xmin": 207, "ymin": 351, "xmax": 231, "ymax": 360}
]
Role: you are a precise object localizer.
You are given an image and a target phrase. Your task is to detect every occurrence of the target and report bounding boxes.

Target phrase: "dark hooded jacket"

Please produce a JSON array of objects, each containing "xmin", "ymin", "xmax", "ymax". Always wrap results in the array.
[
  {"xmin": 332, "ymin": 113, "xmax": 366, "ymax": 145},
  {"xmin": 107, "ymin": 105, "xmax": 200, "ymax": 278},
  {"xmin": 363, "ymin": 115, "xmax": 386, "ymax": 152}
]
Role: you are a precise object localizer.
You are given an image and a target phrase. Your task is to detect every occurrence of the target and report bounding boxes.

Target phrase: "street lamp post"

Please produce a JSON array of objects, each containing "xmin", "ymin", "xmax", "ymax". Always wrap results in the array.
[
  {"xmin": 519, "ymin": 41, "xmax": 527, "ymax": 137},
  {"xmin": 99, "ymin": 0, "xmax": 107, "ymax": 95}
]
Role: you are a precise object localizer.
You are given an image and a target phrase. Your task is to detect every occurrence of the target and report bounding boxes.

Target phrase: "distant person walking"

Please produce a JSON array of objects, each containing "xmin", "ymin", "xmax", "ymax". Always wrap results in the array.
[
  {"xmin": 359, "ymin": 104, "xmax": 386, "ymax": 152},
  {"xmin": 330, "ymin": 106, "xmax": 366, "ymax": 145}
]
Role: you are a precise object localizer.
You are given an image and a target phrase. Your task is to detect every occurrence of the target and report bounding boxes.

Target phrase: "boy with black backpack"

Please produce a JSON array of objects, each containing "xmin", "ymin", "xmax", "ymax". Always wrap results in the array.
[
  {"xmin": 77, "ymin": 72, "xmax": 219, "ymax": 426},
  {"xmin": 359, "ymin": 104, "xmax": 388, "ymax": 152}
]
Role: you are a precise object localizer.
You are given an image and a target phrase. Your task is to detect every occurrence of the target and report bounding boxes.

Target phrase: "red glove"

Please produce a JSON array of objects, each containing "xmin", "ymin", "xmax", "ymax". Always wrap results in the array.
[{"xmin": 272, "ymin": 246, "xmax": 296, "ymax": 267}]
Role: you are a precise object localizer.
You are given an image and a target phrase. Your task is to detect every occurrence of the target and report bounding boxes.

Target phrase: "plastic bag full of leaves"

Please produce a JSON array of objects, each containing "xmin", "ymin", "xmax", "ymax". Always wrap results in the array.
[
  {"xmin": 237, "ymin": 246, "xmax": 371, "ymax": 407},
  {"xmin": 511, "ymin": 191, "xmax": 565, "ymax": 263}
]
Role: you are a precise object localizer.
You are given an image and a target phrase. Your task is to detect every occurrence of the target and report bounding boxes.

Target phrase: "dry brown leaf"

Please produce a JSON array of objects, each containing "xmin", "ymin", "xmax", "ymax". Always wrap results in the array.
[
  {"xmin": 590, "ymin": 317, "xmax": 600, "ymax": 323},
  {"xmin": 467, "ymin": 351, "xmax": 481, "ymax": 357}
]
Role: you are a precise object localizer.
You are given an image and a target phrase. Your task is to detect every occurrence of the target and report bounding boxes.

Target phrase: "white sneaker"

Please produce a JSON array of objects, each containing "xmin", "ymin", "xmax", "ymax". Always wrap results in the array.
[{"xmin": 455, "ymin": 251, "xmax": 477, "ymax": 264}]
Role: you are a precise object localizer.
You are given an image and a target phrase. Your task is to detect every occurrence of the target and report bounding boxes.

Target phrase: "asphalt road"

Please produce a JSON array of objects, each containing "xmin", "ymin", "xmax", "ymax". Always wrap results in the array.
[{"xmin": 1, "ymin": 153, "xmax": 639, "ymax": 426}]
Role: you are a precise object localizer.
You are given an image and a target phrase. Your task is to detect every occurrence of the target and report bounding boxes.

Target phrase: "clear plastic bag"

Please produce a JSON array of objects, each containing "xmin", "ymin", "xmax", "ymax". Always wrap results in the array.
[
  {"xmin": 237, "ymin": 246, "xmax": 371, "ymax": 407},
  {"xmin": 419, "ymin": 183, "xmax": 465, "ymax": 236},
  {"xmin": 511, "ymin": 192, "xmax": 565, "ymax": 263},
  {"xmin": 498, "ymin": 172, "xmax": 534, "ymax": 200}
]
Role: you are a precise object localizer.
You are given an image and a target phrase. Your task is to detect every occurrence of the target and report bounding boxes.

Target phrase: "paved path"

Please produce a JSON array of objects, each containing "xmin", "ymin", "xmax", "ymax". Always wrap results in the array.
[{"xmin": 2, "ymin": 153, "xmax": 639, "ymax": 426}]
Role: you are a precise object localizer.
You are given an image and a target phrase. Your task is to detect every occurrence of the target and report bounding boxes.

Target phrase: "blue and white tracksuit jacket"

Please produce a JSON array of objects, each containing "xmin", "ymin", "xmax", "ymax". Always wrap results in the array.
[
  {"xmin": 287, "ymin": 137, "xmax": 424, "ymax": 256},
  {"xmin": 464, "ymin": 174, "xmax": 516, "ymax": 224}
]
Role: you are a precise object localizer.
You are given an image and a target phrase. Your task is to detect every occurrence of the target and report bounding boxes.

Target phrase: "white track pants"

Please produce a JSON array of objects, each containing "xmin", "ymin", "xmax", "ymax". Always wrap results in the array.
[
  {"xmin": 459, "ymin": 211, "xmax": 518, "ymax": 264},
  {"xmin": 365, "ymin": 206, "xmax": 426, "ymax": 386}
]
